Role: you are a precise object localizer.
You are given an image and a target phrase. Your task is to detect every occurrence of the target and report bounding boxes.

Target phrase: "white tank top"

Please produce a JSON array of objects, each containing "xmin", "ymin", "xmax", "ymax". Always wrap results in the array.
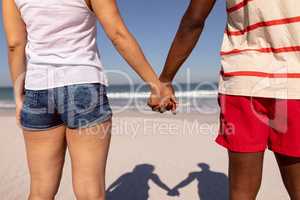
[{"xmin": 15, "ymin": 0, "xmax": 108, "ymax": 90}]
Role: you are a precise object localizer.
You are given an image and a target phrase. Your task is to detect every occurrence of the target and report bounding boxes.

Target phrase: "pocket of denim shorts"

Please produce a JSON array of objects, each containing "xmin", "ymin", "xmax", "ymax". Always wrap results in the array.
[
  {"xmin": 22, "ymin": 90, "xmax": 51, "ymax": 114},
  {"xmin": 72, "ymin": 84, "xmax": 109, "ymax": 113}
]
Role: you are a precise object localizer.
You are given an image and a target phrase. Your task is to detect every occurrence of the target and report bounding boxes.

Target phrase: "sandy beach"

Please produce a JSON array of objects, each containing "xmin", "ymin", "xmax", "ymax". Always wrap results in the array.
[{"xmin": 0, "ymin": 110, "xmax": 289, "ymax": 200}]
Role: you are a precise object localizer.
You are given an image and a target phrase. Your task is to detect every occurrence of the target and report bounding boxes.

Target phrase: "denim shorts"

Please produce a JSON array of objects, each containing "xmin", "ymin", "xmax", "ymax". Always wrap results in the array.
[{"xmin": 21, "ymin": 83, "xmax": 112, "ymax": 131}]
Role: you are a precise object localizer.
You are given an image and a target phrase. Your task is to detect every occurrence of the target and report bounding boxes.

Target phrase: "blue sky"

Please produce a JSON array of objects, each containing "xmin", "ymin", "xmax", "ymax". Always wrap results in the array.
[{"xmin": 0, "ymin": 0, "xmax": 227, "ymax": 87}]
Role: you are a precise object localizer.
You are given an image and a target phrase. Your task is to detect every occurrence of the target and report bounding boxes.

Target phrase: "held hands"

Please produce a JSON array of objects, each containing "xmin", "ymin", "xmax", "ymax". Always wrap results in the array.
[
  {"xmin": 147, "ymin": 81, "xmax": 177, "ymax": 114},
  {"xmin": 167, "ymin": 189, "xmax": 180, "ymax": 196}
]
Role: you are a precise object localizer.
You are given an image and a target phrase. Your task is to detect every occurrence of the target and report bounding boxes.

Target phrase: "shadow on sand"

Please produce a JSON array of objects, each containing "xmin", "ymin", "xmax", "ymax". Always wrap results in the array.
[
  {"xmin": 169, "ymin": 163, "xmax": 229, "ymax": 200},
  {"xmin": 106, "ymin": 163, "xmax": 228, "ymax": 200},
  {"xmin": 106, "ymin": 164, "xmax": 170, "ymax": 200}
]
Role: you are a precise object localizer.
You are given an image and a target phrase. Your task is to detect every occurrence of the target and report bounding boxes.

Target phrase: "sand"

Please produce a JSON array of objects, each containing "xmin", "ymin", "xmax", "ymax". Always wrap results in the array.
[{"xmin": 0, "ymin": 110, "xmax": 289, "ymax": 200}]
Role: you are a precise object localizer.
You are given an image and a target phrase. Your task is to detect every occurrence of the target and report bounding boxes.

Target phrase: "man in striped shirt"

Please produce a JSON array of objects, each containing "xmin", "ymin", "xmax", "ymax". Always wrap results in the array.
[{"xmin": 149, "ymin": 0, "xmax": 300, "ymax": 199}]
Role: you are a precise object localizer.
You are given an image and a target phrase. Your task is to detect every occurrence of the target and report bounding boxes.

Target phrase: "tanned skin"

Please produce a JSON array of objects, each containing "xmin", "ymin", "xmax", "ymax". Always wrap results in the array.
[
  {"xmin": 148, "ymin": 0, "xmax": 300, "ymax": 200},
  {"xmin": 2, "ymin": 0, "xmax": 27, "ymax": 127}
]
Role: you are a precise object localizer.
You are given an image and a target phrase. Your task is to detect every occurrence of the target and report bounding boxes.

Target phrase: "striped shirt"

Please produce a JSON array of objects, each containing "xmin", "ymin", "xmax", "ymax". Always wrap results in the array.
[{"xmin": 219, "ymin": 0, "xmax": 300, "ymax": 99}]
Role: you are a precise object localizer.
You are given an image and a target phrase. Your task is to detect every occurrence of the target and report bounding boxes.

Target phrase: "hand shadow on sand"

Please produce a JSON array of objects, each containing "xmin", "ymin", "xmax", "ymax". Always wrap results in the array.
[
  {"xmin": 169, "ymin": 163, "xmax": 229, "ymax": 200},
  {"xmin": 106, "ymin": 164, "xmax": 171, "ymax": 200}
]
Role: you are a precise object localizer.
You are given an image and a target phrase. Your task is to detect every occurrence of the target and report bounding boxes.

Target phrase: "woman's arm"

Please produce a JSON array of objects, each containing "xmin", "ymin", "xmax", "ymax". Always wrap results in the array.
[
  {"xmin": 2, "ymin": 0, "xmax": 27, "ymax": 124},
  {"xmin": 90, "ymin": 0, "xmax": 162, "ymax": 92}
]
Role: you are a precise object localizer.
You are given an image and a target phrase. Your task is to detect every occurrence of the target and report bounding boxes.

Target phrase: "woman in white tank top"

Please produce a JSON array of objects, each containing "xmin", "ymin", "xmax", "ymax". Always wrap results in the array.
[{"xmin": 2, "ymin": 0, "xmax": 176, "ymax": 199}]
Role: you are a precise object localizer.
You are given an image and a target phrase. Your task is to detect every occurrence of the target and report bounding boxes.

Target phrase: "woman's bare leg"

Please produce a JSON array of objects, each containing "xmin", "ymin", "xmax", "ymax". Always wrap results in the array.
[
  {"xmin": 66, "ymin": 119, "xmax": 112, "ymax": 200},
  {"xmin": 23, "ymin": 125, "xmax": 67, "ymax": 200}
]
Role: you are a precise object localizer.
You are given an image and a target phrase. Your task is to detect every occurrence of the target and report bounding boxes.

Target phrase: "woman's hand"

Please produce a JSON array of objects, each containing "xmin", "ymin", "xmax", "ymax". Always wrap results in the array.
[
  {"xmin": 13, "ymin": 74, "xmax": 26, "ymax": 128},
  {"xmin": 15, "ymin": 93, "xmax": 24, "ymax": 127}
]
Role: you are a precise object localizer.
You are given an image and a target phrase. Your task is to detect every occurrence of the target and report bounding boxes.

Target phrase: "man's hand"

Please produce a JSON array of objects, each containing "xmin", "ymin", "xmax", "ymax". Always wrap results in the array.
[{"xmin": 147, "ymin": 82, "xmax": 177, "ymax": 113}]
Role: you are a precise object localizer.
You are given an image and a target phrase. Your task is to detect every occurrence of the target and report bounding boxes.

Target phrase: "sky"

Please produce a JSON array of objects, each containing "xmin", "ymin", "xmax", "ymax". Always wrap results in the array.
[{"xmin": 0, "ymin": 0, "xmax": 227, "ymax": 87}]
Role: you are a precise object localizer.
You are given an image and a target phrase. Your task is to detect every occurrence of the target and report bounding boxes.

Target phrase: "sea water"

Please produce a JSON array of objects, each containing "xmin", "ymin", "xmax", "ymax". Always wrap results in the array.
[{"xmin": 0, "ymin": 83, "xmax": 219, "ymax": 114}]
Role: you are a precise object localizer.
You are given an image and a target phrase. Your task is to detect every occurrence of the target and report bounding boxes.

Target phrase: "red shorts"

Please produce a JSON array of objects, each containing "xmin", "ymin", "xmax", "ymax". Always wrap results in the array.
[{"xmin": 216, "ymin": 94, "xmax": 300, "ymax": 157}]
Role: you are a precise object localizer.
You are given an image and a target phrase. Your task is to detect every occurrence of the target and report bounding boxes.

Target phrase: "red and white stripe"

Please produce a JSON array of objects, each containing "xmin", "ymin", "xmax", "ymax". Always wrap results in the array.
[
  {"xmin": 221, "ymin": 46, "xmax": 300, "ymax": 56},
  {"xmin": 220, "ymin": 0, "xmax": 300, "ymax": 98},
  {"xmin": 227, "ymin": 0, "xmax": 254, "ymax": 13}
]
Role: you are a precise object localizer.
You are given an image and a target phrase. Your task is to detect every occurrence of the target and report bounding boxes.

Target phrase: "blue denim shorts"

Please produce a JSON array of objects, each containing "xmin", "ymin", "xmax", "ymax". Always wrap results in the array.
[{"xmin": 21, "ymin": 83, "xmax": 112, "ymax": 131}]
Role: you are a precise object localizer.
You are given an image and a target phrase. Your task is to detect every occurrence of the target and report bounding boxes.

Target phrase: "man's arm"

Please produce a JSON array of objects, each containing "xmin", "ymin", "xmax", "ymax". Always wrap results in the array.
[{"xmin": 160, "ymin": 0, "xmax": 216, "ymax": 82}]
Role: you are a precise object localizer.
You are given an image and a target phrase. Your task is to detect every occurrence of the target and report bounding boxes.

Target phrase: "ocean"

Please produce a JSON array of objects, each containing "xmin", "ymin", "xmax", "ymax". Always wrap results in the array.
[{"xmin": 0, "ymin": 82, "xmax": 219, "ymax": 114}]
